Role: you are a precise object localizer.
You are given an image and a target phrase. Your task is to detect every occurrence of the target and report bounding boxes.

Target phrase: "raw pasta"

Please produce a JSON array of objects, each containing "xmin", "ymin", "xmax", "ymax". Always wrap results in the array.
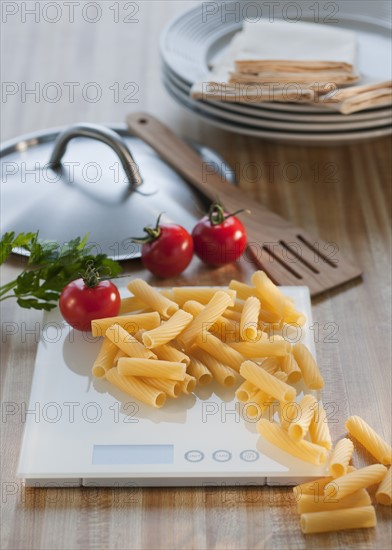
[
  {"xmin": 230, "ymin": 340, "xmax": 290, "ymax": 358},
  {"xmin": 142, "ymin": 309, "xmax": 193, "ymax": 348},
  {"xmin": 308, "ymin": 402, "xmax": 332, "ymax": 450},
  {"xmin": 106, "ymin": 324, "xmax": 157, "ymax": 359},
  {"xmin": 292, "ymin": 343, "xmax": 324, "ymax": 389},
  {"xmin": 257, "ymin": 419, "xmax": 328, "ymax": 465},
  {"xmin": 106, "ymin": 368, "xmax": 166, "ymax": 408},
  {"xmin": 92, "ymin": 338, "xmax": 119, "ymax": 378},
  {"xmin": 329, "ymin": 438, "xmax": 354, "ymax": 478},
  {"xmin": 139, "ymin": 377, "xmax": 181, "ymax": 398},
  {"xmin": 117, "ymin": 358, "xmax": 186, "ymax": 381},
  {"xmin": 281, "ymin": 354, "xmax": 302, "ymax": 384},
  {"xmin": 297, "ymin": 489, "xmax": 371, "ymax": 513},
  {"xmin": 240, "ymin": 296, "xmax": 261, "ymax": 341},
  {"xmin": 324, "ymin": 464, "xmax": 388, "ymax": 500},
  {"xmin": 127, "ymin": 278, "xmax": 179, "ymax": 319},
  {"xmin": 187, "ymin": 356, "xmax": 213, "ymax": 385},
  {"xmin": 240, "ymin": 360, "xmax": 296, "ymax": 402},
  {"xmin": 345, "ymin": 415, "xmax": 392, "ymax": 465},
  {"xmin": 376, "ymin": 467, "xmax": 391, "ymax": 506},
  {"xmin": 91, "ymin": 312, "xmax": 160, "ymax": 337},
  {"xmin": 178, "ymin": 291, "xmax": 233, "ymax": 348},
  {"xmin": 196, "ymin": 332, "xmax": 245, "ymax": 372},
  {"xmin": 191, "ymin": 348, "xmax": 237, "ymax": 387},
  {"xmin": 300, "ymin": 506, "xmax": 376, "ymax": 534},
  {"xmin": 288, "ymin": 394, "xmax": 317, "ymax": 441},
  {"xmin": 172, "ymin": 287, "xmax": 236, "ymax": 306}
]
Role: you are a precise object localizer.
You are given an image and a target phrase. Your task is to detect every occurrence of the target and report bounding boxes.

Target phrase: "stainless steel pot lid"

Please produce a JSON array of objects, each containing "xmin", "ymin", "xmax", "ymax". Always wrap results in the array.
[{"xmin": 0, "ymin": 123, "xmax": 235, "ymax": 260}]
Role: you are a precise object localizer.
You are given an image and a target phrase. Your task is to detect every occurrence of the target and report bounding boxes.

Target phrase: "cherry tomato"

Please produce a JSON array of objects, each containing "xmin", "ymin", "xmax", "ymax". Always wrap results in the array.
[
  {"xmin": 59, "ymin": 278, "xmax": 120, "ymax": 332},
  {"xmin": 192, "ymin": 203, "xmax": 247, "ymax": 266},
  {"xmin": 133, "ymin": 214, "xmax": 193, "ymax": 278}
]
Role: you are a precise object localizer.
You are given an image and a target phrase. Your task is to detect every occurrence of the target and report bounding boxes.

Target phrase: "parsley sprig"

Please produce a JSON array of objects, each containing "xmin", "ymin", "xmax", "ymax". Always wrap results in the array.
[{"xmin": 0, "ymin": 231, "xmax": 122, "ymax": 311}]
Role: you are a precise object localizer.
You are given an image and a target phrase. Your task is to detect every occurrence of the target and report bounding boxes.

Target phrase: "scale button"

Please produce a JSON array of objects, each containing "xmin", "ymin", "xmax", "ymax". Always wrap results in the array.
[
  {"xmin": 213, "ymin": 450, "xmax": 232, "ymax": 462},
  {"xmin": 240, "ymin": 450, "xmax": 259, "ymax": 462},
  {"xmin": 185, "ymin": 450, "xmax": 204, "ymax": 462}
]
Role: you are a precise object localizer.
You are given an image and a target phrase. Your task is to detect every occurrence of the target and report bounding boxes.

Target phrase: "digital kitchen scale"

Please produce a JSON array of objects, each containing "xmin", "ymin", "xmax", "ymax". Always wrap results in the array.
[{"xmin": 17, "ymin": 286, "xmax": 328, "ymax": 488}]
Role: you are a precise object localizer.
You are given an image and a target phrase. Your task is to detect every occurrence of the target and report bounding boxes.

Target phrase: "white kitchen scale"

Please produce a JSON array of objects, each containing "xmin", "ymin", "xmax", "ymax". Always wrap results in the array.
[{"xmin": 18, "ymin": 286, "xmax": 328, "ymax": 488}]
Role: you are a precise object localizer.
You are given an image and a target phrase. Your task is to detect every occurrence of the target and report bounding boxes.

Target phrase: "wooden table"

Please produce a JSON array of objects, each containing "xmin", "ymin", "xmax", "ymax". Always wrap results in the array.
[{"xmin": 1, "ymin": 2, "xmax": 391, "ymax": 549}]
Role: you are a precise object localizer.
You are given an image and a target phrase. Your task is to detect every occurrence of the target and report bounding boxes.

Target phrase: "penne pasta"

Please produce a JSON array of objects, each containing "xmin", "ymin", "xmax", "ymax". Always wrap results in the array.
[
  {"xmin": 178, "ymin": 291, "xmax": 233, "ymax": 348},
  {"xmin": 187, "ymin": 356, "xmax": 213, "ymax": 386},
  {"xmin": 240, "ymin": 360, "xmax": 296, "ymax": 402},
  {"xmin": 376, "ymin": 467, "xmax": 391, "ymax": 506},
  {"xmin": 117, "ymin": 358, "xmax": 186, "ymax": 381},
  {"xmin": 300, "ymin": 506, "xmax": 376, "ymax": 534},
  {"xmin": 91, "ymin": 312, "xmax": 160, "ymax": 337},
  {"xmin": 308, "ymin": 402, "xmax": 332, "ymax": 450},
  {"xmin": 292, "ymin": 343, "xmax": 324, "ymax": 390},
  {"xmin": 257, "ymin": 419, "xmax": 328, "ymax": 465},
  {"xmin": 196, "ymin": 333, "xmax": 245, "ymax": 372},
  {"xmin": 329, "ymin": 438, "xmax": 354, "ymax": 478},
  {"xmin": 92, "ymin": 338, "xmax": 119, "ymax": 378},
  {"xmin": 345, "ymin": 415, "xmax": 392, "ymax": 465},
  {"xmin": 297, "ymin": 489, "xmax": 371, "ymax": 514},
  {"xmin": 106, "ymin": 324, "xmax": 156, "ymax": 359},
  {"xmin": 106, "ymin": 368, "xmax": 166, "ymax": 408},
  {"xmin": 154, "ymin": 343, "xmax": 190, "ymax": 365},
  {"xmin": 142, "ymin": 309, "xmax": 193, "ymax": 348},
  {"xmin": 127, "ymin": 279, "xmax": 179, "ymax": 319},
  {"xmin": 240, "ymin": 296, "xmax": 261, "ymax": 341},
  {"xmin": 288, "ymin": 394, "xmax": 317, "ymax": 441},
  {"xmin": 191, "ymin": 348, "xmax": 236, "ymax": 387},
  {"xmin": 324, "ymin": 464, "xmax": 388, "ymax": 500},
  {"xmin": 230, "ymin": 340, "xmax": 290, "ymax": 358},
  {"xmin": 172, "ymin": 287, "xmax": 236, "ymax": 307}
]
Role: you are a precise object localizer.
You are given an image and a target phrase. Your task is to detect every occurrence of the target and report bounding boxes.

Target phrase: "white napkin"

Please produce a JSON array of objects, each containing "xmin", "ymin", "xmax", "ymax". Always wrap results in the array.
[{"xmin": 318, "ymin": 80, "xmax": 392, "ymax": 114}]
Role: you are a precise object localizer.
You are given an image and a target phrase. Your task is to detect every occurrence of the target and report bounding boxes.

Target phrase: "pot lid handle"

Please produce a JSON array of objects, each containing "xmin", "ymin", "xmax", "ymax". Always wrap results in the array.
[{"xmin": 48, "ymin": 123, "xmax": 143, "ymax": 189}]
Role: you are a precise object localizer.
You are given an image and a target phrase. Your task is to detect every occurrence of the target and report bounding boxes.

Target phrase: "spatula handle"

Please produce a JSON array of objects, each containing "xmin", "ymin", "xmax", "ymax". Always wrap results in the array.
[{"xmin": 126, "ymin": 112, "xmax": 263, "ymax": 214}]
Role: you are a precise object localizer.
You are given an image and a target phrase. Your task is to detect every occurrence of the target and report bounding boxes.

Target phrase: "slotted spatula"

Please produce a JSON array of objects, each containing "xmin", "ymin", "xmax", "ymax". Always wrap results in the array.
[{"xmin": 126, "ymin": 113, "xmax": 361, "ymax": 295}]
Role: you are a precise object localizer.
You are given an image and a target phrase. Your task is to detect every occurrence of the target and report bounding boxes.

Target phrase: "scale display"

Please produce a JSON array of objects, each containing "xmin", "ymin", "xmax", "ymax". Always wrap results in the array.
[{"xmin": 17, "ymin": 286, "xmax": 327, "ymax": 487}]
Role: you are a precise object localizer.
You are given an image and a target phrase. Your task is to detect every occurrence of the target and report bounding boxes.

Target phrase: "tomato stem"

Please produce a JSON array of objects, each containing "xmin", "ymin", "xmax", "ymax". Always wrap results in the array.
[
  {"xmin": 131, "ymin": 212, "xmax": 164, "ymax": 244},
  {"xmin": 208, "ymin": 202, "xmax": 250, "ymax": 226},
  {"xmin": 82, "ymin": 261, "xmax": 100, "ymax": 288}
]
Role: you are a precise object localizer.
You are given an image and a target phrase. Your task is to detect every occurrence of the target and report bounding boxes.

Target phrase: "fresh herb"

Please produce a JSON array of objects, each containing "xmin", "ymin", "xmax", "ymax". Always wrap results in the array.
[{"xmin": 0, "ymin": 231, "xmax": 122, "ymax": 311}]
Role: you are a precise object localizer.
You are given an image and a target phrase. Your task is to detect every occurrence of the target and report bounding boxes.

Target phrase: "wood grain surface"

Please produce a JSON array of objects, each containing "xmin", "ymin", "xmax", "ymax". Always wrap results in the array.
[{"xmin": 1, "ymin": 2, "xmax": 391, "ymax": 549}]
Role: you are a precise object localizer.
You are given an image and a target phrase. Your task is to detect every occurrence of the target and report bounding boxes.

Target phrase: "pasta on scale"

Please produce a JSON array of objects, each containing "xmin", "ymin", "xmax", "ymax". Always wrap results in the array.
[{"xmin": 90, "ymin": 271, "xmax": 391, "ymax": 534}]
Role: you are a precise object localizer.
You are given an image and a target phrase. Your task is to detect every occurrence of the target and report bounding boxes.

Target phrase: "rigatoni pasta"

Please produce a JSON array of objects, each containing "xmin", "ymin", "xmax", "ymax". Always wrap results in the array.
[
  {"xmin": 187, "ymin": 356, "xmax": 213, "ymax": 386},
  {"xmin": 324, "ymin": 464, "xmax": 388, "ymax": 500},
  {"xmin": 91, "ymin": 312, "xmax": 160, "ymax": 337},
  {"xmin": 105, "ymin": 368, "xmax": 166, "ymax": 408},
  {"xmin": 257, "ymin": 419, "xmax": 328, "ymax": 465},
  {"xmin": 292, "ymin": 343, "xmax": 324, "ymax": 390},
  {"xmin": 329, "ymin": 438, "xmax": 354, "ymax": 478},
  {"xmin": 127, "ymin": 278, "xmax": 179, "ymax": 319},
  {"xmin": 106, "ymin": 324, "xmax": 156, "ymax": 359},
  {"xmin": 287, "ymin": 394, "xmax": 317, "ymax": 441},
  {"xmin": 230, "ymin": 340, "xmax": 290, "ymax": 358},
  {"xmin": 376, "ymin": 467, "xmax": 391, "ymax": 506},
  {"xmin": 297, "ymin": 489, "xmax": 371, "ymax": 514},
  {"xmin": 191, "ymin": 348, "xmax": 237, "ymax": 387},
  {"xmin": 142, "ymin": 309, "xmax": 193, "ymax": 348},
  {"xmin": 92, "ymin": 338, "xmax": 119, "ymax": 378},
  {"xmin": 117, "ymin": 358, "xmax": 186, "ymax": 381},
  {"xmin": 300, "ymin": 506, "xmax": 376, "ymax": 534},
  {"xmin": 308, "ymin": 402, "xmax": 332, "ymax": 450},
  {"xmin": 196, "ymin": 332, "xmax": 245, "ymax": 372},
  {"xmin": 240, "ymin": 360, "xmax": 296, "ymax": 402},
  {"xmin": 345, "ymin": 415, "xmax": 392, "ymax": 465},
  {"xmin": 240, "ymin": 296, "xmax": 261, "ymax": 341}
]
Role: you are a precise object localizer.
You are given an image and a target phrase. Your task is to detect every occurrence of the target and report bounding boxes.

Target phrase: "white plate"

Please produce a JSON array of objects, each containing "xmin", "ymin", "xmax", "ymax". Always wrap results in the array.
[
  {"xmin": 163, "ymin": 63, "xmax": 392, "ymax": 124},
  {"xmin": 164, "ymin": 74, "xmax": 392, "ymax": 145},
  {"xmin": 160, "ymin": 0, "xmax": 392, "ymax": 133},
  {"xmin": 164, "ymin": 68, "xmax": 392, "ymax": 132},
  {"xmin": 17, "ymin": 286, "xmax": 328, "ymax": 487}
]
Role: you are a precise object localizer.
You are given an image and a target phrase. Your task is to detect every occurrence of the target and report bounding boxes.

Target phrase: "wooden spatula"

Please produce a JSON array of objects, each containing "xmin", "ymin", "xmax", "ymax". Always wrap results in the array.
[{"xmin": 127, "ymin": 112, "xmax": 361, "ymax": 295}]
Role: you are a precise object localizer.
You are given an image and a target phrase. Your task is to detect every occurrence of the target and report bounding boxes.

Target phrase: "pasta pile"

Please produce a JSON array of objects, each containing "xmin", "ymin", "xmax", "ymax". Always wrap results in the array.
[
  {"xmin": 91, "ymin": 271, "xmax": 323, "ymax": 408},
  {"xmin": 88, "ymin": 270, "xmax": 391, "ymax": 535},
  {"xmin": 292, "ymin": 414, "xmax": 392, "ymax": 533}
]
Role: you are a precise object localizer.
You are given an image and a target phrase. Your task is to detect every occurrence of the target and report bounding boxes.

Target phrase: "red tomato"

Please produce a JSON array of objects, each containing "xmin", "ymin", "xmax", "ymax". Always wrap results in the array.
[
  {"xmin": 59, "ymin": 278, "xmax": 120, "ymax": 331},
  {"xmin": 134, "ymin": 215, "xmax": 193, "ymax": 278},
  {"xmin": 192, "ymin": 204, "xmax": 247, "ymax": 266}
]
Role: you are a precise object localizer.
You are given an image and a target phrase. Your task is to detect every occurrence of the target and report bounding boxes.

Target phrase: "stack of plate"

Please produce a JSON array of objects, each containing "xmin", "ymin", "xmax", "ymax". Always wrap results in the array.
[{"xmin": 160, "ymin": 1, "xmax": 392, "ymax": 144}]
